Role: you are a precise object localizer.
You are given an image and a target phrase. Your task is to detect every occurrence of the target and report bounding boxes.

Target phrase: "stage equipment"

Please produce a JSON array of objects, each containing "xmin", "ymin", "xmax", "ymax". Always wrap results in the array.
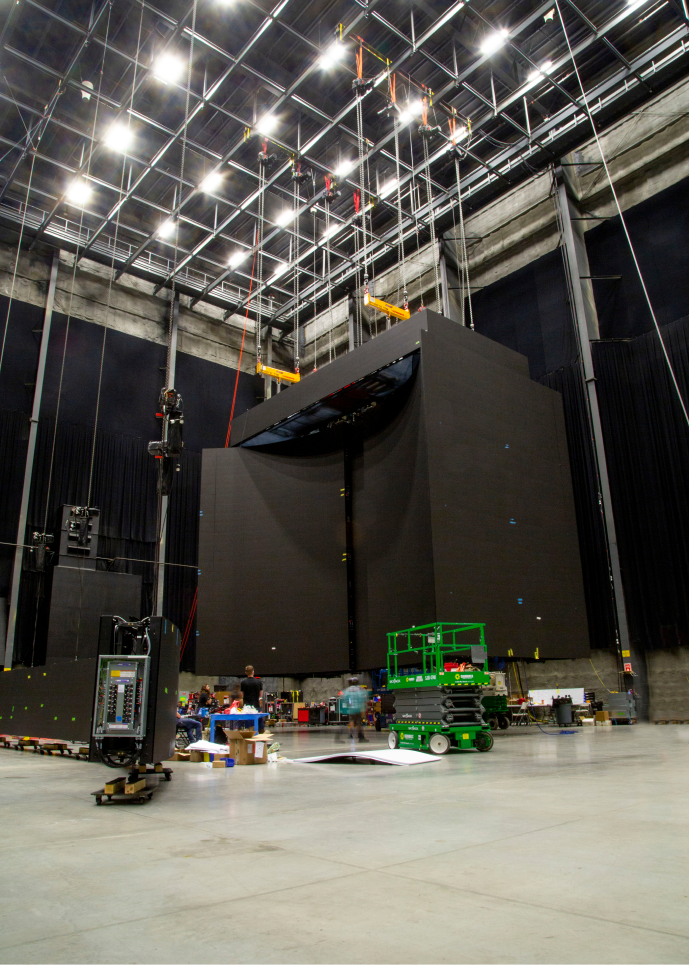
[
  {"xmin": 91, "ymin": 615, "xmax": 180, "ymax": 767},
  {"xmin": 198, "ymin": 310, "xmax": 589, "ymax": 675},
  {"xmin": 387, "ymin": 623, "xmax": 494, "ymax": 754},
  {"xmin": 256, "ymin": 362, "xmax": 301, "ymax": 384},
  {"xmin": 58, "ymin": 505, "xmax": 100, "ymax": 567},
  {"xmin": 148, "ymin": 388, "xmax": 184, "ymax": 496}
]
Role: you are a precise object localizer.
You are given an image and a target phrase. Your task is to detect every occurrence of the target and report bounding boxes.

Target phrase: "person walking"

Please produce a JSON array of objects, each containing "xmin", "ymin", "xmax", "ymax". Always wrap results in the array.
[{"xmin": 342, "ymin": 677, "xmax": 369, "ymax": 743}]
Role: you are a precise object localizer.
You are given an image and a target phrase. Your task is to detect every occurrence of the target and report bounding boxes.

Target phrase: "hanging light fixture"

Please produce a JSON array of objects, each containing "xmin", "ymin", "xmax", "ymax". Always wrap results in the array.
[{"xmin": 66, "ymin": 178, "xmax": 92, "ymax": 206}]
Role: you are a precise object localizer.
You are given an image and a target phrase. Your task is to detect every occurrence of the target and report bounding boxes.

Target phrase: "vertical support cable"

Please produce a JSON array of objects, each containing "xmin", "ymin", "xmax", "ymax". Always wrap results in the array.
[{"xmin": 4, "ymin": 251, "xmax": 59, "ymax": 669}]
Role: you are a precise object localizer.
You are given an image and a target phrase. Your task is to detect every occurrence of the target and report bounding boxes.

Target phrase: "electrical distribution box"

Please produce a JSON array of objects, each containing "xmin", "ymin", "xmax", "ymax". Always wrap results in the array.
[{"xmin": 93, "ymin": 655, "xmax": 149, "ymax": 740}]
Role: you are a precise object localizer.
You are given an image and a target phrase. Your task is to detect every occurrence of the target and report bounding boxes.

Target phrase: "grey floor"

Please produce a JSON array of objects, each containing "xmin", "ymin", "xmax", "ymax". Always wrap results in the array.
[{"xmin": 1, "ymin": 724, "xmax": 688, "ymax": 965}]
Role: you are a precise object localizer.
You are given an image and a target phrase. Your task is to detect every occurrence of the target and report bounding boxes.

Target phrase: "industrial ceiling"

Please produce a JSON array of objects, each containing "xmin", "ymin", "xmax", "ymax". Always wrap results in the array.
[{"xmin": 0, "ymin": 0, "xmax": 687, "ymax": 340}]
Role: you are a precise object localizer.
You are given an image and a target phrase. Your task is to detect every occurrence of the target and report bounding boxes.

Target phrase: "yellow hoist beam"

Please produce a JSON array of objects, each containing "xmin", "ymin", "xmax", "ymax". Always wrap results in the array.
[
  {"xmin": 364, "ymin": 291, "xmax": 410, "ymax": 321},
  {"xmin": 257, "ymin": 362, "xmax": 301, "ymax": 384}
]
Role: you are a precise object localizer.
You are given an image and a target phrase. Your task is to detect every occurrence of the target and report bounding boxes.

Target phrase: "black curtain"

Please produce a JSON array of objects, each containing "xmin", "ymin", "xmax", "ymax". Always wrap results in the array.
[
  {"xmin": 539, "ymin": 364, "xmax": 617, "ymax": 651},
  {"xmin": 592, "ymin": 317, "xmax": 689, "ymax": 650}
]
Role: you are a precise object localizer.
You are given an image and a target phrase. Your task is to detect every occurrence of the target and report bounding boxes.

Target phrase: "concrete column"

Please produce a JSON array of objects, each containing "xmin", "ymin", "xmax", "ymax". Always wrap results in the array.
[
  {"xmin": 4, "ymin": 251, "xmax": 59, "ymax": 668},
  {"xmin": 555, "ymin": 170, "xmax": 640, "ymax": 709}
]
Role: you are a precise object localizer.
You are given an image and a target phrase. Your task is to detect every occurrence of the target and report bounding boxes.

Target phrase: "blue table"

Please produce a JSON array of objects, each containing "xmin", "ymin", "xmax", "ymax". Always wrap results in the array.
[{"xmin": 209, "ymin": 713, "xmax": 269, "ymax": 743}]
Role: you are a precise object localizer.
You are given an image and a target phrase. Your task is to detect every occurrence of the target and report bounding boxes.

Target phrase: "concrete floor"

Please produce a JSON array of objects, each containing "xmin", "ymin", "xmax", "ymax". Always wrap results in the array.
[{"xmin": 1, "ymin": 724, "xmax": 688, "ymax": 965}]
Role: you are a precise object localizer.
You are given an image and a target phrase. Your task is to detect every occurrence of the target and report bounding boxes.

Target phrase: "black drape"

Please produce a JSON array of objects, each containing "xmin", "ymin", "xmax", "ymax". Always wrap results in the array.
[
  {"xmin": 539, "ymin": 364, "xmax": 617, "ymax": 651},
  {"xmin": 592, "ymin": 317, "xmax": 689, "ymax": 650}
]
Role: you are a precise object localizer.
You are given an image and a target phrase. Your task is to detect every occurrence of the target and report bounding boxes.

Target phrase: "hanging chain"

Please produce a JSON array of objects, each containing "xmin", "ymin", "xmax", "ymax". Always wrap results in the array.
[
  {"xmin": 167, "ymin": 0, "xmax": 197, "ymax": 387},
  {"xmin": 454, "ymin": 154, "xmax": 474, "ymax": 330},
  {"xmin": 422, "ymin": 135, "xmax": 441, "ymax": 309},
  {"xmin": 293, "ymin": 177, "xmax": 300, "ymax": 372},
  {"xmin": 325, "ymin": 191, "xmax": 333, "ymax": 364}
]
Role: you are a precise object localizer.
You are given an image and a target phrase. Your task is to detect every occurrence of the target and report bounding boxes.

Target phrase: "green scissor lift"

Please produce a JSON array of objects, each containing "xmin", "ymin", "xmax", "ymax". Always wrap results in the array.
[{"xmin": 386, "ymin": 622, "xmax": 494, "ymax": 755}]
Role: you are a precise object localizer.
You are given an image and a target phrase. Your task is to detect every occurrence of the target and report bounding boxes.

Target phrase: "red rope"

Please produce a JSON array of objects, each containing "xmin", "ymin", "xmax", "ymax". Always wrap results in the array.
[{"xmin": 225, "ymin": 246, "xmax": 258, "ymax": 447}]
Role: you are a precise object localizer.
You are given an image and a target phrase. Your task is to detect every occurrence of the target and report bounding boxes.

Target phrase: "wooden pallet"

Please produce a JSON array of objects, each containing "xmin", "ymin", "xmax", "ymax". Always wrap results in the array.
[{"xmin": 92, "ymin": 784, "xmax": 157, "ymax": 806}]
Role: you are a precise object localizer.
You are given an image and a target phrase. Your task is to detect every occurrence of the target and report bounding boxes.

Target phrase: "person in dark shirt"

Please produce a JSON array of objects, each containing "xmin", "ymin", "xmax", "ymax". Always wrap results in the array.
[
  {"xmin": 240, "ymin": 666, "xmax": 263, "ymax": 711},
  {"xmin": 196, "ymin": 684, "xmax": 212, "ymax": 711}
]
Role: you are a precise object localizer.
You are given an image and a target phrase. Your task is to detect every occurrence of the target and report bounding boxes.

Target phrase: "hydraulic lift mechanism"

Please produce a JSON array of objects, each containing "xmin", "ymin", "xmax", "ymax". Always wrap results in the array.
[{"xmin": 387, "ymin": 622, "xmax": 494, "ymax": 755}]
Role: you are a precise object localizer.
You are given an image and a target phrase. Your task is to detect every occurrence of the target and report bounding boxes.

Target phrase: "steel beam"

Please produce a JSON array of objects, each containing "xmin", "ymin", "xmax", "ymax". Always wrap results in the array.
[
  {"xmin": 4, "ymin": 250, "xmax": 59, "ymax": 669},
  {"xmin": 555, "ymin": 169, "xmax": 630, "ymax": 666}
]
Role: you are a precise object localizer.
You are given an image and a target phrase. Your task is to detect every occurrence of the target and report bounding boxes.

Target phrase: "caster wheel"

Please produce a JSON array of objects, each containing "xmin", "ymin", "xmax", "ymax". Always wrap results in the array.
[
  {"xmin": 165, "ymin": 773, "xmax": 171, "ymax": 781},
  {"xmin": 474, "ymin": 731, "xmax": 494, "ymax": 752},
  {"xmin": 488, "ymin": 716, "xmax": 498, "ymax": 731},
  {"xmin": 388, "ymin": 731, "xmax": 400, "ymax": 749},
  {"xmin": 498, "ymin": 715, "xmax": 510, "ymax": 730},
  {"xmin": 428, "ymin": 733, "xmax": 451, "ymax": 755}
]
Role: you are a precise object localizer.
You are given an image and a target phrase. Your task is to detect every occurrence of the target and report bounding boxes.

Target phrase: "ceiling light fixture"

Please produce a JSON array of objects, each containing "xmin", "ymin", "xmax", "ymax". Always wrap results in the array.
[
  {"xmin": 318, "ymin": 41, "xmax": 345, "ymax": 70},
  {"xmin": 66, "ymin": 178, "xmax": 92, "ymax": 206},
  {"xmin": 103, "ymin": 122, "xmax": 133, "ymax": 152},
  {"xmin": 323, "ymin": 223, "xmax": 342, "ymax": 240},
  {"xmin": 152, "ymin": 52, "xmax": 185, "ymax": 84},
  {"xmin": 228, "ymin": 250, "xmax": 248, "ymax": 268},
  {"xmin": 379, "ymin": 178, "xmax": 398, "ymax": 199},
  {"xmin": 480, "ymin": 28, "xmax": 509, "ymax": 57},
  {"xmin": 335, "ymin": 159, "xmax": 355, "ymax": 178},
  {"xmin": 157, "ymin": 219, "xmax": 176, "ymax": 239},
  {"xmin": 200, "ymin": 171, "xmax": 223, "ymax": 193},
  {"xmin": 271, "ymin": 263, "xmax": 288, "ymax": 280},
  {"xmin": 275, "ymin": 209, "xmax": 293, "ymax": 226},
  {"xmin": 256, "ymin": 113, "xmax": 278, "ymax": 136},
  {"xmin": 527, "ymin": 60, "xmax": 553, "ymax": 84}
]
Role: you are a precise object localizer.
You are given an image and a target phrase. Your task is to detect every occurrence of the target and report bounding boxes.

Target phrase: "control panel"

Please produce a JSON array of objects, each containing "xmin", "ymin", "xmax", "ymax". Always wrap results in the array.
[{"xmin": 93, "ymin": 655, "xmax": 148, "ymax": 739}]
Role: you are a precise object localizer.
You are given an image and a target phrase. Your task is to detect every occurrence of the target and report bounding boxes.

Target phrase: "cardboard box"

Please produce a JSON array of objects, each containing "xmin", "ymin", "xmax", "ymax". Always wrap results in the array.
[
  {"xmin": 595, "ymin": 711, "xmax": 610, "ymax": 722},
  {"xmin": 222, "ymin": 729, "xmax": 272, "ymax": 765},
  {"xmin": 246, "ymin": 735, "xmax": 268, "ymax": 765},
  {"xmin": 189, "ymin": 750, "xmax": 204, "ymax": 762}
]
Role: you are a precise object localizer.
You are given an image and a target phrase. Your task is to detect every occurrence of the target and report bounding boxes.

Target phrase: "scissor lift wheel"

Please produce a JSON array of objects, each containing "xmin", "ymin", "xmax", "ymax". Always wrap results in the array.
[
  {"xmin": 428, "ymin": 732, "xmax": 451, "ymax": 755},
  {"xmin": 388, "ymin": 731, "xmax": 400, "ymax": 749},
  {"xmin": 474, "ymin": 731, "xmax": 494, "ymax": 752}
]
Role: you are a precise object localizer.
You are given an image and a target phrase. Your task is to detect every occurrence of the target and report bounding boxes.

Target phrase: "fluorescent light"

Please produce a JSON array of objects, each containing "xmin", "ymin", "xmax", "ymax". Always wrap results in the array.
[
  {"xmin": 66, "ymin": 179, "xmax": 92, "ymax": 206},
  {"xmin": 152, "ymin": 52, "xmax": 185, "ymax": 84},
  {"xmin": 480, "ymin": 28, "xmax": 509, "ymax": 57},
  {"xmin": 335, "ymin": 159, "xmax": 355, "ymax": 178},
  {"xmin": 379, "ymin": 178, "xmax": 398, "ymax": 199},
  {"xmin": 275, "ymin": 209, "xmax": 294, "ymax": 226},
  {"xmin": 271, "ymin": 263, "xmax": 288, "ymax": 280},
  {"xmin": 256, "ymin": 113, "xmax": 278, "ymax": 136},
  {"xmin": 103, "ymin": 122, "xmax": 133, "ymax": 152},
  {"xmin": 322, "ymin": 223, "xmax": 342, "ymax": 240},
  {"xmin": 228, "ymin": 250, "xmax": 248, "ymax": 268},
  {"xmin": 450, "ymin": 124, "xmax": 468, "ymax": 144},
  {"xmin": 200, "ymin": 171, "xmax": 223, "ymax": 193},
  {"xmin": 318, "ymin": 42, "xmax": 345, "ymax": 70},
  {"xmin": 157, "ymin": 219, "xmax": 176, "ymax": 239}
]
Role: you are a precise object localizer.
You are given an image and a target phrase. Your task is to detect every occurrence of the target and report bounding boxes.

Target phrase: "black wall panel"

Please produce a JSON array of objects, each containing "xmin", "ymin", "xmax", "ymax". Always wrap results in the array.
[
  {"xmin": 421, "ymin": 320, "xmax": 588, "ymax": 658},
  {"xmin": 353, "ymin": 368, "xmax": 436, "ymax": 668},
  {"xmin": 0, "ymin": 659, "xmax": 97, "ymax": 742},
  {"xmin": 46, "ymin": 567, "xmax": 141, "ymax": 662},
  {"xmin": 197, "ymin": 444, "xmax": 348, "ymax": 675}
]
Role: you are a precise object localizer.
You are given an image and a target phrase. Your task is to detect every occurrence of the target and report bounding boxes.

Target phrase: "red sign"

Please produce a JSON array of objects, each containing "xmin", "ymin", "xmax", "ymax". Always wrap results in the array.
[{"xmin": 624, "ymin": 662, "xmax": 632, "ymax": 673}]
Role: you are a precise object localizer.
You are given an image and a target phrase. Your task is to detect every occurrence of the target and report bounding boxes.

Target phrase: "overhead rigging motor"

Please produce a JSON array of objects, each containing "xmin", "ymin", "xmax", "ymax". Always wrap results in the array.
[{"xmin": 148, "ymin": 387, "xmax": 184, "ymax": 495}]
